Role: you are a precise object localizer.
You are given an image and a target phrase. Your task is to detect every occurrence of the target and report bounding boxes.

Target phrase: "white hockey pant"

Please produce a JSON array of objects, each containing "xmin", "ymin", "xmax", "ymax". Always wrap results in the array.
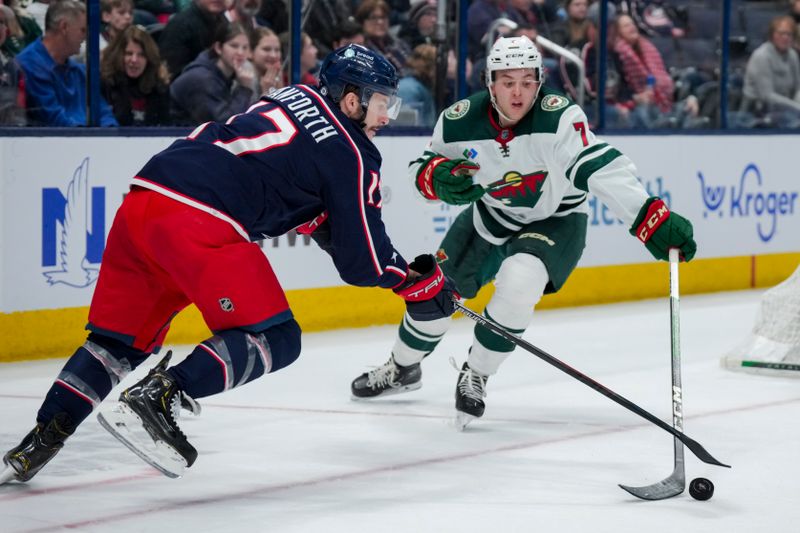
[{"xmin": 468, "ymin": 253, "xmax": 549, "ymax": 376}]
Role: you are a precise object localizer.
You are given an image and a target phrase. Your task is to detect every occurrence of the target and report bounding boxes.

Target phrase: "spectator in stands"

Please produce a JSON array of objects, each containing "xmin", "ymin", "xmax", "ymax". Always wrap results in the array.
[
  {"xmin": 790, "ymin": 0, "xmax": 800, "ymax": 25},
  {"xmin": 0, "ymin": 5, "xmax": 25, "ymax": 56},
  {"xmin": 550, "ymin": 0, "xmax": 592, "ymax": 51},
  {"xmin": 741, "ymin": 15, "xmax": 800, "ymax": 126},
  {"xmin": 791, "ymin": 0, "xmax": 800, "ymax": 23},
  {"xmin": 356, "ymin": 0, "xmax": 411, "ymax": 73},
  {"xmin": 170, "ymin": 21, "xmax": 254, "ymax": 124},
  {"xmin": 18, "ymin": 0, "xmax": 118, "ymax": 126},
  {"xmin": 26, "ymin": 0, "xmax": 48, "ymax": 36},
  {"xmin": 612, "ymin": 13, "xmax": 674, "ymax": 127},
  {"xmin": 398, "ymin": 0, "xmax": 437, "ymax": 49},
  {"xmin": 613, "ymin": 0, "xmax": 687, "ymax": 39},
  {"xmin": 331, "ymin": 18, "xmax": 365, "ymax": 49},
  {"xmin": 507, "ymin": 0, "xmax": 539, "ymax": 30},
  {"xmin": 100, "ymin": 25, "xmax": 170, "ymax": 126},
  {"xmin": 0, "ymin": 5, "xmax": 26, "ymax": 125},
  {"xmin": 133, "ymin": 0, "xmax": 174, "ymax": 25},
  {"xmin": 573, "ymin": 16, "xmax": 632, "ymax": 128},
  {"xmin": 386, "ymin": 0, "xmax": 412, "ymax": 27},
  {"xmin": 4, "ymin": 0, "xmax": 43, "ymax": 56},
  {"xmin": 256, "ymin": 0, "xmax": 287, "ymax": 35},
  {"xmin": 159, "ymin": 0, "xmax": 226, "ymax": 78},
  {"xmin": 397, "ymin": 43, "xmax": 436, "ymax": 127},
  {"xmin": 100, "ymin": 0, "xmax": 134, "ymax": 51},
  {"xmin": 250, "ymin": 26, "xmax": 284, "ymax": 97},
  {"xmin": 225, "ymin": 0, "xmax": 262, "ymax": 34},
  {"xmin": 467, "ymin": 0, "xmax": 525, "ymax": 62},
  {"xmin": 303, "ymin": 0, "xmax": 354, "ymax": 57},
  {"xmin": 278, "ymin": 31, "xmax": 319, "ymax": 85}
]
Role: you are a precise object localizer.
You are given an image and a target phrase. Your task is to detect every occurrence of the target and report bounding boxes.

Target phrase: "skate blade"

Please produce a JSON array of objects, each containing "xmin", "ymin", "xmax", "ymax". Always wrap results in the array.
[
  {"xmin": 454, "ymin": 411, "xmax": 477, "ymax": 431},
  {"xmin": 97, "ymin": 403, "xmax": 187, "ymax": 479},
  {"xmin": 0, "ymin": 466, "xmax": 18, "ymax": 485},
  {"xmin": 350, "ymin": 381, "xmax": 422, "ymax": 401}
]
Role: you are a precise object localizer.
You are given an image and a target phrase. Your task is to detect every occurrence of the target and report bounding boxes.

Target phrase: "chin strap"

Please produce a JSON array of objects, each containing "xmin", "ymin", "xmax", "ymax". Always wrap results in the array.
[
  {"xmin": 358, "ymin": 103, "xmax": 369, "ymax": 129},
  {"xmin": 488, "ymin": 85, "xmax": 542, "ymax": 127},
  {"xmin": 488, "ymin": 87, "xmax": 516, "ymax": 126}
]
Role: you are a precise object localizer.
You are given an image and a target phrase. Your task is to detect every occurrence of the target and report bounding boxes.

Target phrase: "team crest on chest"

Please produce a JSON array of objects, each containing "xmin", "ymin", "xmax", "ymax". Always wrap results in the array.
[
  {"xmin": 445, "ymin": 99, "xmax": 470, "ymax": 119},
  {"xmin": 541, "ymin": 95, "xmax": 568, "ymax": 111},
  {"xmin": 486, "ymin": 170, "xmax": 549, "ymax": 207}
]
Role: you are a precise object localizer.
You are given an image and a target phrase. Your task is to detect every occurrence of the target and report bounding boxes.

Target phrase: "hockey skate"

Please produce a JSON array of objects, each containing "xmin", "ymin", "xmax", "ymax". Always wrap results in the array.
[
  {"xmin": 1, "ymin": 412, "xmax": 75, "ymax": 484},
  {"xmin": 97, "ymin": 352, "xmax": 198, "ymax": 479},
  {"xmin": 351, "ymin": 355, "xmax": 422, "ymax": 399},
  {"xmin": 454, "ymin": 362, "xmax": 488, "ymax": 431}
]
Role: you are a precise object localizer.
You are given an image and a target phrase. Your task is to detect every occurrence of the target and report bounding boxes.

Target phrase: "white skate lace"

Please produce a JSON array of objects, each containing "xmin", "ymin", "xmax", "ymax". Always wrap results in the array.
[
  {"xmin": 366, "ymin": 359, "xmax": 400, "ymax": 390},
  {"xmin": 450, "ymin": 357, "xmax": 486, "ymax": 402},
  {"xmin": 170, "ymin": 392, "xmax": 202, "ymax": 420}
]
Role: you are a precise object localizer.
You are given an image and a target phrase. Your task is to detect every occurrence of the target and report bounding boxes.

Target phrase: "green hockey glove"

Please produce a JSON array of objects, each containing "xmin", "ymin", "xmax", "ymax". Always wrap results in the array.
[
  {"xmin": 414, "ymin": 152, "xmax": 484, "ymax": 205},
  {"xmin": 630, "ymin": 197, "xmax": 697, "ymax": 262}
]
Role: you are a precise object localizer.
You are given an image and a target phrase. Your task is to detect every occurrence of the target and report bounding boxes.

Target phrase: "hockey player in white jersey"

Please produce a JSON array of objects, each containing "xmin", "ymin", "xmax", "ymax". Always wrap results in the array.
[{"xmin": 350, "ymin": 36, "xmax": 697, "ymax": 429}]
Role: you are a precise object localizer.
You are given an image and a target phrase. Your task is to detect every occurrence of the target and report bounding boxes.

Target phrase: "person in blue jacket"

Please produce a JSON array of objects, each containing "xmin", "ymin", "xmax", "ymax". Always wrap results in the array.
[
  {"xmin": 17, "ymin": 0, "xmax": 117, "ymax": 127},
  {"xmin": 1, "ymin": 44, "xmax": 458, "ymax": 484}
]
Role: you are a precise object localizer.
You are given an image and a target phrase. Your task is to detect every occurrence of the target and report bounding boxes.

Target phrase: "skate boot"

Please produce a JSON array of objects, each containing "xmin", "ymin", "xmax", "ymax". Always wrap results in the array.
[
  {"xmin": 1, "ymin": 412, "xmax": 75, "ymax": 483},
  {"xmin": 97, "ymin": 352, "xmax": 198, "ymax": 478},
  {"xmin": 454, "ymin": 362, "xmax": 488, "ymax": 430},
  {"xmin": 351, "ymin": 355, "xmax": 422, "ymax": 399}
]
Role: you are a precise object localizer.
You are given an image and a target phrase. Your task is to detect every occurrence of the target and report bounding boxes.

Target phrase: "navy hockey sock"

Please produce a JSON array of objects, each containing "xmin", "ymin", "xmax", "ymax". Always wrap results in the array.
[
  {"xmin": 37, "ymin": 334, "xmax": 149, "ymax": 426},
  {"xmin": 169, "ymin": 319, "xmax": 301, "ymax": 399}
]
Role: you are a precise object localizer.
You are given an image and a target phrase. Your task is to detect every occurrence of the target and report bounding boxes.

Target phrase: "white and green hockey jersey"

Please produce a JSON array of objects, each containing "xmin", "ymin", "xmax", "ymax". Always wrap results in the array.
[{"xmin": 410, "ymin": 87, "xmax": 650, "ymax": 244}]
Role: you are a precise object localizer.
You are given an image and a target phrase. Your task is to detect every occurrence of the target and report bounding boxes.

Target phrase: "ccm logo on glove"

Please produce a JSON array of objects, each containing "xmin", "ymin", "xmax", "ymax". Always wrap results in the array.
[
  {"xmin": 630, "ymin": 197, "xmax": 696, "ymax": 262},
  {"xmin": 418, "ymin": 156, "xmax": 448, "ymax": 200},
  {"xmin": 635, "ymin": 199, "xmax": 669, "ymax": 243}
]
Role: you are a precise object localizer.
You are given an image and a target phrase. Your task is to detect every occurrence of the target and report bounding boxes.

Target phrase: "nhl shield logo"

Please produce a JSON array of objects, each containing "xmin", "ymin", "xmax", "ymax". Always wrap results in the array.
[{"xmin": 219, "ymin": 297, "xmax": 235, "ymax": 312}]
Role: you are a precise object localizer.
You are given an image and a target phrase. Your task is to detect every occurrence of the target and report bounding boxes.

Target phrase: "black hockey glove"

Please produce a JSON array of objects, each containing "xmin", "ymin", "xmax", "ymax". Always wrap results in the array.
[
  {"xmin": 630, "ymin": 197, "xmax": 696, "ymax": 262},
  {"xmin": 414, "ymin": 152, "xmax": 484, "ymax": 206},
  {"xmin": 394, "ymin": 254, "xmax": 460, "ymax": 321}
]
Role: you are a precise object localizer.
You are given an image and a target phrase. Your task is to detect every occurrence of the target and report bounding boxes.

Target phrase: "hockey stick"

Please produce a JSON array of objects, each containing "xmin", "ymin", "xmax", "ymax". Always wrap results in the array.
[
  {"xmin": 453, "ymin": 301, "xmax": 731, "ymax": 468},
  {"xmin": 619, "ymin": 248, "xmax": 685, "ymax": 500}
]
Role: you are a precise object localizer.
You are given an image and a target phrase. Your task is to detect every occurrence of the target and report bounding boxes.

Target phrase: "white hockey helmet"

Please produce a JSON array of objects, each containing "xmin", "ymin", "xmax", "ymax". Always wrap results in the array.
[{"xmin": 485, "ymin": 35, "xmax": 544, "ymax": 87}]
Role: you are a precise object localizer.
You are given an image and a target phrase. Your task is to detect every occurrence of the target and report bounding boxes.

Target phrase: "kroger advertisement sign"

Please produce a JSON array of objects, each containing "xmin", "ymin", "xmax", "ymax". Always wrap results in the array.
[{"xmin": 0, "ymin": 134, "xmax": 797, "ymax": 313}]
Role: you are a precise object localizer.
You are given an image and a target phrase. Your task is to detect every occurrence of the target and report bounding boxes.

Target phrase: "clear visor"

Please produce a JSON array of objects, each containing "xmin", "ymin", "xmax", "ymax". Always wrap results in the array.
[{"xmin": 364, "ymin": 90, "xmax": 403, "ymax": 120}]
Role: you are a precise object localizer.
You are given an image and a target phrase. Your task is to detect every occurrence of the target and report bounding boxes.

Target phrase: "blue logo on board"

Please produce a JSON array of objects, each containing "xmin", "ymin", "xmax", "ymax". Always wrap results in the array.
[
  {"xmin": 697, "ymin": 163, "xmax": 798, "ymax": 242},
  {"xmin": 41, "ymin": 158, "xmax": 106, "ymax": 288}
]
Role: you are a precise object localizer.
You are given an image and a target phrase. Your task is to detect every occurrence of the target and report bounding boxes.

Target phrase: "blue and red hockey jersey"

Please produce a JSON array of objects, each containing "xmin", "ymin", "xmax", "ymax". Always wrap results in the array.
[{"xmin": 132, "ymin": 84, "xmax": 408, "ymax": 289}]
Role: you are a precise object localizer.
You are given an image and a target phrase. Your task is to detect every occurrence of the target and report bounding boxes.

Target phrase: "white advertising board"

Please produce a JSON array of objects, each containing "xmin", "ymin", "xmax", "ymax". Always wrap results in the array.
[{"xmin": 1, "ymin": 134, "xmax": 798, "ymax": 313}]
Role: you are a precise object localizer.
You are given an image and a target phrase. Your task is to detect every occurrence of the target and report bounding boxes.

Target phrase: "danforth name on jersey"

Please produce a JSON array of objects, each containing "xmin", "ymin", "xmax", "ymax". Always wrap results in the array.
[{"xmin": 132, "ymin": 84, "xmax": 408, "ymax": 289}]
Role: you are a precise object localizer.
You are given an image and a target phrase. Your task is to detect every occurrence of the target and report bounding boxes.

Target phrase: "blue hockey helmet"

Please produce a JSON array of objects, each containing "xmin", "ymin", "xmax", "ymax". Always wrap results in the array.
[{"xmin": 319, "ymin": 44, "xmax": 402, "ymax": 119}]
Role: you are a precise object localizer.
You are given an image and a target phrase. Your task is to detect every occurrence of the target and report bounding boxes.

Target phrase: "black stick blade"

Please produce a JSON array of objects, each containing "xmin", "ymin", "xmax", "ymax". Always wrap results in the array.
[{"xmin": 680, "ymin": 434, "xmax": 731, "ymax": 468}]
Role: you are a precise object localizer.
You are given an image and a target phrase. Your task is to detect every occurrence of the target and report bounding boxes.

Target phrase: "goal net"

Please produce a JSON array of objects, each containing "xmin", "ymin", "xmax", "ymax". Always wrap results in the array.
[{"xmin": 721, "ymin": 264, "xmax": 800, "ymax": 376}]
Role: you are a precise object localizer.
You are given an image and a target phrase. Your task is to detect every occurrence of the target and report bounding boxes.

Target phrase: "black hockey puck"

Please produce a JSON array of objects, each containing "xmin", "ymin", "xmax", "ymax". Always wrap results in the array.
[{"xmin": 689, "ymin": 477, "xmax": 714, "ymax": 501}]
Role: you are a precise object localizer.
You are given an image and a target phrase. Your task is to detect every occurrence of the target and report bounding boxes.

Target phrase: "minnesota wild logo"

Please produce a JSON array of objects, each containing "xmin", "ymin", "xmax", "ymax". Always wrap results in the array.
[
  {"xmin": 486, "ymin": 170, "xmax": 549, "ymax": 207},
  {"xmin": 445, "ymin": 99, "xmax": 470, "ymax": 120},
  {"xmin": 541, "ymin": 94, "xmax": 568, "ymax": 111}
]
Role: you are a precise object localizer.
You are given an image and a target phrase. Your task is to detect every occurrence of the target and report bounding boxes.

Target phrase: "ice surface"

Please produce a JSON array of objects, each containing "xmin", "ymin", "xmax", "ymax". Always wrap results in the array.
[{"xmin": 1, "ymin": 290, "xmax": 798, "ymax": 532}]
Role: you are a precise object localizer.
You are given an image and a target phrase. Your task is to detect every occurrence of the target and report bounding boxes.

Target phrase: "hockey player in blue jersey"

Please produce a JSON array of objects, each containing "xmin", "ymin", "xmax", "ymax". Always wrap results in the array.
[{"xmin": 0, "ymin": 44, "xmax": 458, "ymax": 483}]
